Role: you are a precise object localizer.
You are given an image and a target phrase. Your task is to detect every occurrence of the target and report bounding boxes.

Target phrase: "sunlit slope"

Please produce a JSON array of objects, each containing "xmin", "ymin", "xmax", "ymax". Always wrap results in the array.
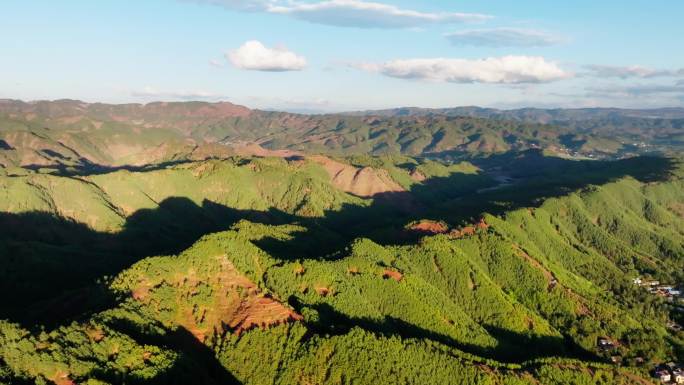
[
  {"xmin": 0, "ymin": 157, "xmax": 362, "ymax": 232},
  {"xmin": 0, "ymin": 154, "xmax": 682, "ymax": 384},
  {"xmin": 0, "ymin": 224, "xmax": 664, "ymax": 385}
]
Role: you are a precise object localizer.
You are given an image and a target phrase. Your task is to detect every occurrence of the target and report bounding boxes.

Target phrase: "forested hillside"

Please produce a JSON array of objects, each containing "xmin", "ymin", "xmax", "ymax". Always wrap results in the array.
[
  {"xmin": 4, "ymin": 0, "xmax": 684, "ymax": 382},
  {"xmin": 0, "ymin": 146, "xmax": 682, "ymax": 384},
  {"xmin": 347, "ymin": 106, "xmax": 684, "ymax": 154},
  {"xmin": 1, "ymin": 100, "xmax": 682, "ymax": 172}
]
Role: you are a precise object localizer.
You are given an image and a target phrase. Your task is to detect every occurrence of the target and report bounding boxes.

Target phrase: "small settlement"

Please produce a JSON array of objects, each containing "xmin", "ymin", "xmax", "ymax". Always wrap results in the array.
[
  {"xmin": 654, "ymin": 363, "xmax": 684, "ymax": 384},
  {"xmin": 634, "ymin": 277, "xmax": 684, "ymax": 330},
  {"xmin": 634, "ymin": 277, "xmax": 683, "ymax": 299},
  {"xmin": 633, "ymin": 277, "xmax": 684, "ymax": 383}
]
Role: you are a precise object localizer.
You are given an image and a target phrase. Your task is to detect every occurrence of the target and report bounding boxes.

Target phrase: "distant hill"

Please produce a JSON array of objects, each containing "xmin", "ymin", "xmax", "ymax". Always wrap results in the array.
[
  {"xmin": 345, "ymin": 105, "xmax": 684, "ymax": 120},
  {"xmin": 346, "ymin": 105, "xmax": 684, "ymax": 150},
  {"xmin": 1, "ymin": 100, "xmax": 682, "ymax": 173}
]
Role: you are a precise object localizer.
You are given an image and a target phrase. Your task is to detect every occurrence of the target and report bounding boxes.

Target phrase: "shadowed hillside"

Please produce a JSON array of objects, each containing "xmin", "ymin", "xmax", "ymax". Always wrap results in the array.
[{"xmin": 0, "ymin": 151, "xmax": 682, "ymax": 384}]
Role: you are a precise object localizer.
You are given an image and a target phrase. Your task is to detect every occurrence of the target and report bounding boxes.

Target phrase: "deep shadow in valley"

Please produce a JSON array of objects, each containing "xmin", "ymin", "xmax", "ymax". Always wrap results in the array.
[
  {"xmin": 0, "ymin": 151, "xmax": 678, "ymax": 384},
  {"xmin": 292, "ymin": 301, "xmax": 599, "ymax": 363},
  {"xmin": 96, "ymin": 316, "xmax": 242, "ymax": 385},
  {"xmin": 255, "ymin": 152, "xmax": 679, "ymax": 259},
  {"xmin": 22, "ymin": 157, "xmax": 201, "ymax": 177},
  {"xmin": 0, "ymin": 198, "xmax": 296, "ymax": 325},
  {"xmin": 0, "ymin": 152, "xmax": 678, "ymax": 324}
]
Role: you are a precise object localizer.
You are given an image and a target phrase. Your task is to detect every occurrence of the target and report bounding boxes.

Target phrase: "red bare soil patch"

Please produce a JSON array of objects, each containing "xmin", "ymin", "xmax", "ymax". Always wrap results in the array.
[
  {"xmin": 449, "ymin": 226, "xmax": 475, "ymax": 238},
  {"xmin": 131, "ymin": 285, "xmax": 149, "ymax": 301},
  {"xmin": 409, "ymin": 169, "xmax": 426, "ymax": 182},
  {"xmin": 130, "ymin": 256, "xmax": 302, "ymax": 342},
  {"xmin": 231, "ymin": 295, "xmax": 304, "ymax": 335},
  {"xmin": 315, "ymin": 286, "xmax": 331, "ymax": 296},
  {"xmin": 51, "ymin": 371, "xmax": 75, "ymax": 385},
  {"xmin": 449, "ymin": 218, "xmax": 489, "ymax": 238},
  {"xmin": 382, "ymin": 269, "xmax": 403, "ymax": 282},
  {"xmin": 408, "ymin": 220, "xmax": 449, "ymax": 234}
]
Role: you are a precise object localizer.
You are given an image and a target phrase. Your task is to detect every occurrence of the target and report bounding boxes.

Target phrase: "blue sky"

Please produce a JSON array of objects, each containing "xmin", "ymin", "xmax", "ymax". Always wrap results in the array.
[{"xmin": 1, "ymin": 0, "xmax": 683, "ymax": 112}]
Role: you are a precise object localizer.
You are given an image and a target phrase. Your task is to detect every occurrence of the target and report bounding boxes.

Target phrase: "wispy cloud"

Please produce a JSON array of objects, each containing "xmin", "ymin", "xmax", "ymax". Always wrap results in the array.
[
  {"xmin": 239, "ymin": 95, "xmax": 340, "ymax": 113},
  {"xmin": 352, "ymin": 56, "xmax": 571, "ymax": 84},
  {"xmin": 579, "ymin": 82, "xmax": 684, "ymax": 106},
  {"xmin": 445, "ymin": 28, "xmax": 561, "ymax": 47},
  {"xmin": 209, "ymin": 58, "xmax": 225, "ymax": 67},
  {"xmin": 587, "ymin": 83, "xmax": 684, "ymax": 97},
  {"xmin": 186, "ymin": 0, "xmax": 270, "ymax": 11},
  {"xmin": 584, "ymin": 64, "xmax": 684, "ymax": 79},
  {"xmin": 268, "ymin": 0, "xmax": 491, "ymax": 28},
  {"xmin": 131, "ymin": 86, "xmax": 226, "ymax": 100},
  {"xmin": 227, "ymin": 40, "xmax": 306, "ymax": 71},
  {"xmin": 191, "ymin": 0, "xmax": 491, "ymax": 28}
]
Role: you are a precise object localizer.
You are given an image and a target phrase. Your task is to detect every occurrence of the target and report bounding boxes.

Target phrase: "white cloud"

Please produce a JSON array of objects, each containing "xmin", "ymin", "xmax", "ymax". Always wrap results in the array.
[
  {"xmin": 585, "ymin": 65, "xmax": 683, "ymax": 79},
  {"xmin": 191, "ymin": 0, "xmax": 491, "ymax": 28},
  {"xmin": 131, "ymin": 86, "xmax": 224, "ymax": 100},
  {"xmin": 227, "ymin": 40, "xmax": 306, "ymax": 71},
  {"xmin": 354, "ymin": 56, "xmax": 571, "ymax": 84},
  {"xmin": 445, "ymin": 28, "xmax": 561, "ymax": 47}
]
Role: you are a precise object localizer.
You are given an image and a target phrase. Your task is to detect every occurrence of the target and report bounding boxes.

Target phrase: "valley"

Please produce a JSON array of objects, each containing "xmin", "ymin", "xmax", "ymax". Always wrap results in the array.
[
  {"xmin": 0, "ymin": 100, "xmax": 683, "ymax": 384},
  {"xmin": 5, "ymin": 1, "xmax": 684, "ymax": 383}
]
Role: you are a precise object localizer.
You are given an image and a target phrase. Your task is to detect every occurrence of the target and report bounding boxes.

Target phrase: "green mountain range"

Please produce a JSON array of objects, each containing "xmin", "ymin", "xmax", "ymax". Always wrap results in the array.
[
  {"xmin": 2, "ymin": 100, "xmax": 682, "ymax": 174},
  {"xmin": 1, "ymin": 100, "xmax": 683, "ymax": 385}
]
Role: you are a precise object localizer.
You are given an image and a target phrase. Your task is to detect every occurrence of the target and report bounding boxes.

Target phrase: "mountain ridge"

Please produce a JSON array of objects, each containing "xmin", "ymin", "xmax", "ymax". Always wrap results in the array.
[
  {"xmin": 0, "ymin": 152, "xmax": 682, "ymax": 384},
  {"xmin": 2, "ymin": 99, "xmax": 682, "ymax": 174}
]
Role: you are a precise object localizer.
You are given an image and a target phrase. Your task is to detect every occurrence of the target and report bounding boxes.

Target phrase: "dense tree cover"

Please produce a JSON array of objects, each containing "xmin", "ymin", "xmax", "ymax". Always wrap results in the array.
[
  {"xmin": 0, "ymin": 152, "xmax": 682, "ymax": 384},
  {"xmin": 347, "ymin": 105, "xmax": 684, "ymax": 154}
]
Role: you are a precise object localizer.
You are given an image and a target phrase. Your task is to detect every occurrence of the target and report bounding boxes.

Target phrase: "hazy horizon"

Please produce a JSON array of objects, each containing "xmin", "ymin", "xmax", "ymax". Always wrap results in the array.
[
  {"xmin": 2, "ymin": 0, "xmax": 683, "ymax": 112},
  {"xmin": 4, "ymin": 96, "xmax": 684, "ymax": 115}
]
